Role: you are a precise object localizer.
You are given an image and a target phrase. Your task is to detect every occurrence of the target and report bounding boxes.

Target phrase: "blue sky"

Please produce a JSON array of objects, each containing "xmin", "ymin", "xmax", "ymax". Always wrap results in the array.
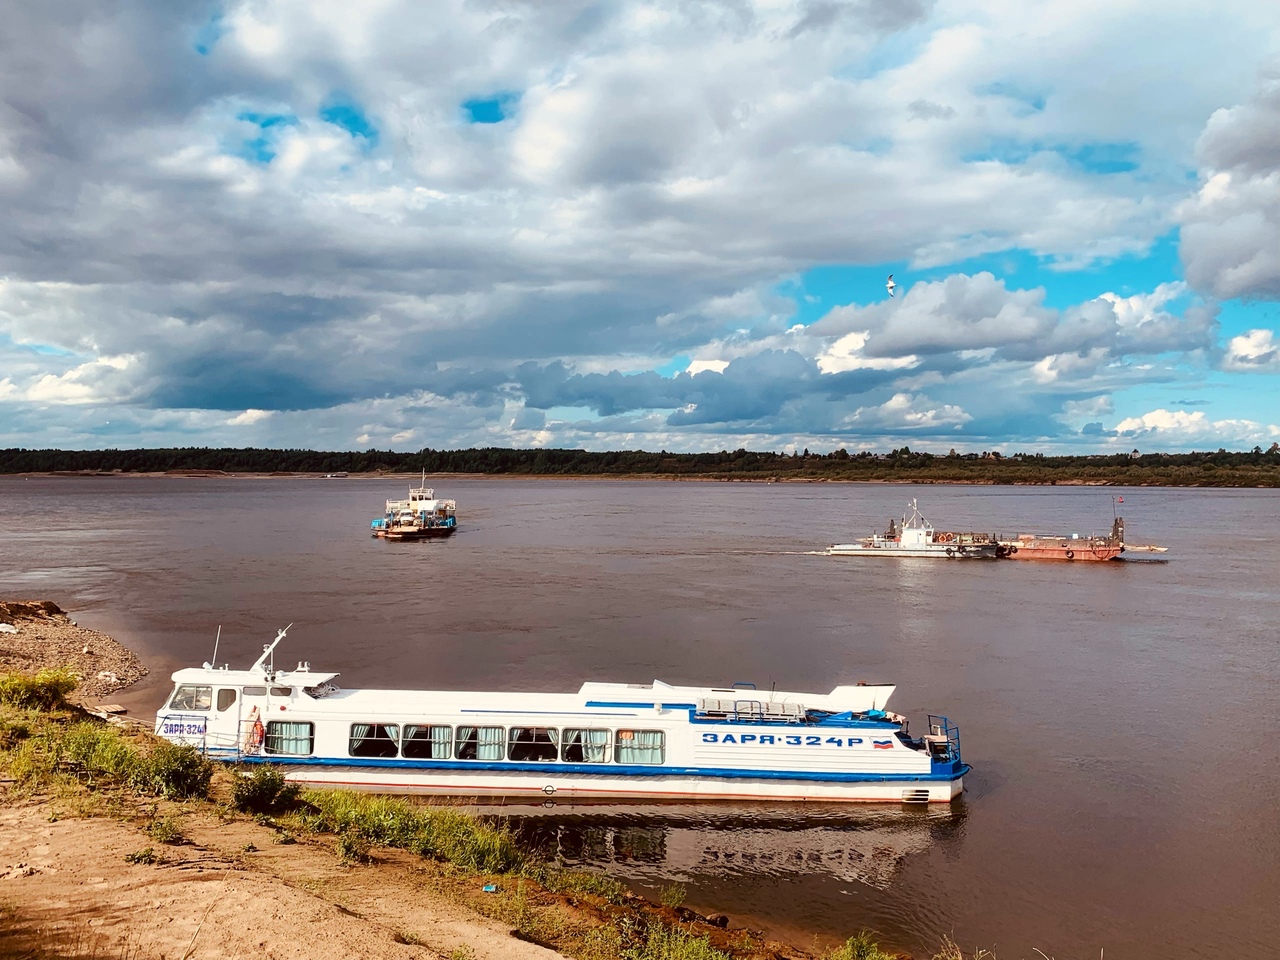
[{"xmin": 1, "ymin": 1, "xmax": 1278, "ymax": 453}]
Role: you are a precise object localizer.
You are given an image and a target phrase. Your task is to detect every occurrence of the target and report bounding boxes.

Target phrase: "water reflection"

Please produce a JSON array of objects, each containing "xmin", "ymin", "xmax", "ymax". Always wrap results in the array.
[{"xmin": 495, "ymin": 803, "xmax": 965, "ymax": 890}]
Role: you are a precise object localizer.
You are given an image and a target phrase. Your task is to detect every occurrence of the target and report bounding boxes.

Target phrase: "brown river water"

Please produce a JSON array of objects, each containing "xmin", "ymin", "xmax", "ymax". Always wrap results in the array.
[{"xmin": 1, "ymin": 476, "xmax": 1277, "ymax": 959}]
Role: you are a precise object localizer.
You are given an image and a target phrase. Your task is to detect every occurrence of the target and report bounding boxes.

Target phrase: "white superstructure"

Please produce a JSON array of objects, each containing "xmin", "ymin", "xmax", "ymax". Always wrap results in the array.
[
  {"xmin": 155, "ymin": 627, "xmax": 969, "ymax": 804},
  {"xmin": 827, "ymin": 499, "xmax": 998, "ymax": 559}
]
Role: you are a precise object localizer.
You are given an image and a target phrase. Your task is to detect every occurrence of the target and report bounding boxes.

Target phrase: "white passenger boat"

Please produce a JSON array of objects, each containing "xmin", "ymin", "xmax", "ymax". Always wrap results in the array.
[
  {"xmin": 154, "ymin": 628, "xmax": 970, "ymax": 804},
  {"xmin": 827, "ymin": 499, "xmax": 998, "ymax": 559},
  {"xmin": 371, "ymin": 472, "xmax": 457, "ymax": 540}
]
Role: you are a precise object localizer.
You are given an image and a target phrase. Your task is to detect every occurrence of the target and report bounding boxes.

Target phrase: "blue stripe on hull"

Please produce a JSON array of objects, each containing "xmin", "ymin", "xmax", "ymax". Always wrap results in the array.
[{"xmin": 234, "ymin": 755, "xmax": 970, "ymax": 784}]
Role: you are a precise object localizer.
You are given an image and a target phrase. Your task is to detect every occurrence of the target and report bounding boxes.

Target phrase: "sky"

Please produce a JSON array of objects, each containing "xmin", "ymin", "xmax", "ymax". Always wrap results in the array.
[{"xmin": 1, "ymin": 1, "xmax": 1279, "ymax": 455}]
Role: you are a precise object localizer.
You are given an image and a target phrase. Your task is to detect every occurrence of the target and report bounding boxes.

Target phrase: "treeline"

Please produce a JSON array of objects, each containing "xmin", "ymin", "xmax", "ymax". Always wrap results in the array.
[{"xmin": 3, "ymin": 444, "xmax": 1279, "ymax": 486}]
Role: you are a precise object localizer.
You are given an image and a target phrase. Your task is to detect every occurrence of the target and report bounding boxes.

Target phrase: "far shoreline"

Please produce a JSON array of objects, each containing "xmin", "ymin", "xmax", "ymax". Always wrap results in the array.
[{"xmin": 6, "ymin": 470, "xmax": 1278, "ymax": 488}]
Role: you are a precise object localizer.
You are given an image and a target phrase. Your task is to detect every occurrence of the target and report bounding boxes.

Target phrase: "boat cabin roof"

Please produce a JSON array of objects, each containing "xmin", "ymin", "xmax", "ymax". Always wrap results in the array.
[{"xmin": 165, "ymin": 669, "xmax": 896, "ymax": 718}]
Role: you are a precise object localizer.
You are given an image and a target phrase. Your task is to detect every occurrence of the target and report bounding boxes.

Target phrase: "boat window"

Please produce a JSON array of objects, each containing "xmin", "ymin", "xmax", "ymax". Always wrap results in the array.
[
  {"xmin": 269, "ymin": 686, "xmax": 292, "ymax": 697},
  {"xmin": 216, "ymin": 689, "xmax": 237, "ymax": 712},
  {"xmin": 615, "ymin": 729, "xmax": 665, "ymax": 765},
  {"xmin": 242, "ymin": 686, "xmax": 267, "ymax": 696},
  {"xmin": 402, "ymin": 725, "xmax": 452, "ymax": 760},
  {"xmin": 349, "ymin": 723, "xmax": 399, "ymax": 759},
  {"xmin": 562, "ymin": 729, "xmax": 610, "ymax": 763},
  {"xmin": 508, "ymin": 727, "xmax": 558, "ymax": 762},
  {"xmin": 264, "ymin": 721, "xmax": 314, "ymax": 756},
  {"xmin": 169, "ymin": 685, "xmax": 212, "ymax": 711},
  {"xmin": 454, "ymin": 726, "xmax": 505, "ymax": 761}
]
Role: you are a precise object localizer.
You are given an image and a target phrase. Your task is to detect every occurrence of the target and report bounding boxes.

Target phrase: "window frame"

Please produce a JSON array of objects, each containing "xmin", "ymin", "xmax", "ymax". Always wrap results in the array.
[
  {"xmin": 454, "ymin": 725, "xmax": 505, "ymax": 761},
  {"xmin": 614, "ymin": 729, "xmax": 665, "ymax": 765},
  {"xmin": 348, "ymin": 722, "xmax": 400, "ymax": 759},
  {"xmin": 561, "ymin": 728, "xmax": 612, "ymax": 763},
  {"xmin": 264, "ymin": 720, "xmax": 315, "ymax": 756},
  {"xmin": 169, "ymin": 685, "xmax": 213, "ymax": 711},
  {"xmin": 402, "ymin": 724, "xmax": 453, "ymax": 760},
  {"xmin": 507, "ymin": 726, "xmax": 559, "ymax": 762}
]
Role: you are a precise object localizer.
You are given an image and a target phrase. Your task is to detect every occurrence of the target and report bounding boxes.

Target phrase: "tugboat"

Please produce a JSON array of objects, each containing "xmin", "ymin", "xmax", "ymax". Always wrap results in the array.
[
  {"xmin": 827, "ymin": 500, "xmax": 1000, "ymax": 559},
  {"xmin": 370, "ymin": 472, "xmax": 457, "ymax": 540},
  {"xmin": 999, "ymin": 516, "xmax": 1125, "ymax": 562}
]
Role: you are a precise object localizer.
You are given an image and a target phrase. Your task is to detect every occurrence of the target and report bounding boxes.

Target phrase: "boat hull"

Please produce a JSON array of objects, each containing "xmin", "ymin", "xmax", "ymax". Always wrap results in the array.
[
  {"xmin": 373, "ymin": 526, "xmax": 456, "ymax": 540},
  {"xmin": 827, "ymin": 544, "xmax": 997, "ymax": 559},
  {"xmin": 1001, "ymin": 540, "xmax": 1122, "ymax": 561},
  {"xmin": 244, "ymin": 761, "xmax": 966, "ymax": 804}
]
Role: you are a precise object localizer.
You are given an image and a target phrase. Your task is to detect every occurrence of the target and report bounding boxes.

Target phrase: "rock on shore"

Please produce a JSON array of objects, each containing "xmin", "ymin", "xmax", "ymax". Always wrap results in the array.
[{"xmin": 0, "ymin": 600, "xmax": 147, "ymax": 703}]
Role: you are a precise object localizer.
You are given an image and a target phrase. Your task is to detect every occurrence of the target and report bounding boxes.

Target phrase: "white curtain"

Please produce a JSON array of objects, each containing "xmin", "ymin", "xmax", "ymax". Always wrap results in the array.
[{"xmin": 615, "ymin": 730, "xmax": 664, "ymax": 764}]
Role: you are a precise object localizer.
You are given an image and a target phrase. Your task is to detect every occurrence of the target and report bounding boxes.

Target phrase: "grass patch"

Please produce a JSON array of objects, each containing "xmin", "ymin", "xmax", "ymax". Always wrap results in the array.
[
  {"xmin": 827, "ymin": 931, "xmax": 895, "ymax": 960},
  {"xmin": 232, "ymin": 764, "xmax": 300, "ymax": 814},
  {"xmin": 145, "ymin": 814, "xmax": 185, "ymax": 845},
  {"xmin": 622, "ymin": 923, "xmax": 735, "ymax": 960},
  {"xmin": 291, "ymin": 789, "xmax": 524, "ymax": 874},
  {"xmin": 658, "ymin": 882, "xmax": 687, "ymax": 909},
  {"xmin": 7, "ymin": 716, "xmax": 213, "ymax": 799},
  {"xmin": 0, "ymin": 667, "xmax": 78, "ymax": 709},
  {"xmin": 538, "ymin": 866, "xmax": 627, "ymax": 904},
  {"xmin": 124, "ymin": 847, "xmax": 157, "ymax": 865}
]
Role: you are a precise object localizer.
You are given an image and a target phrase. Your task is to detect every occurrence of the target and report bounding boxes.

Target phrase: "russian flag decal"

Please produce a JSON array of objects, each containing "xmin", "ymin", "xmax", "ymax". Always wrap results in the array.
[{"xmin": 872, "ymin": 739, "xmax": 894, "ymax": 749}]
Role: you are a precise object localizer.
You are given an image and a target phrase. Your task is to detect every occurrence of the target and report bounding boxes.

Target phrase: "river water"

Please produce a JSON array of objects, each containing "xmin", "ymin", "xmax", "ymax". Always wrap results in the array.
[{"xmin": 1, "ymin": 476, "xmax": 1277, "ymax": 959}]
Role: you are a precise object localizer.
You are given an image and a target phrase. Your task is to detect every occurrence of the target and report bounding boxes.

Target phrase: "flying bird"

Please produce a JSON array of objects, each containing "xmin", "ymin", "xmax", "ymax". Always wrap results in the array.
[{"xmin": 886, "ymin": 275, "xmax": 896, "ymax": 298}]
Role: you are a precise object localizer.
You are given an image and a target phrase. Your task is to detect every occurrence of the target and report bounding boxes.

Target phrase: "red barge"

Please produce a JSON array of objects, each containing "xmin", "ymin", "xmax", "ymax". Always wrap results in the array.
[{"xmin": 999, "ymin": 517, "xmax": 1126, "ymax": 562}]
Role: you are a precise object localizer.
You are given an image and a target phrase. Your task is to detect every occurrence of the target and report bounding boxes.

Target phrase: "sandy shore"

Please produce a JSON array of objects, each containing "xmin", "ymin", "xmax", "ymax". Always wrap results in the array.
[
  {"xmin": 0, "ymin": 798, "xmax": 567, "ymax": 960},
  {"xmin": 0, "ymin": 600, "xmax": 147, "ymax": 705}
]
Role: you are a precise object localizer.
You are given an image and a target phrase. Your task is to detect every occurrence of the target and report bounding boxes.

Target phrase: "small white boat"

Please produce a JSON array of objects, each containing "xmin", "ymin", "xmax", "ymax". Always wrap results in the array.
[
  {"xmin": 154, "ymin": 627, "xmax": 970, "ymax": 804},
  {"xmin": 827, "ymin": 499, "xmax": 999, "ymax": 559}
]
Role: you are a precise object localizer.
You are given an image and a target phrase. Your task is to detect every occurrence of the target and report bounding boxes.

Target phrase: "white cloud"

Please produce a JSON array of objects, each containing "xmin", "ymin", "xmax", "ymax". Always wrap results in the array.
[
  {"xmin": 226, "ymin": 409, "xmax": 274, "ymax": 425},
  {"xmin": 1222, "ymin": 328, "xmax": 1280, "ymax": 372},
  {"xmin": 1112, "ymin": 408, "xmax": 1280, "ymax": 445},
  {"xmin": 1179, "ymin": 70, "xmax": 1280, "ymax": 300},
  {"xmin": 846, "ymin": 392, "xmax": 971, "ymax": 430}
]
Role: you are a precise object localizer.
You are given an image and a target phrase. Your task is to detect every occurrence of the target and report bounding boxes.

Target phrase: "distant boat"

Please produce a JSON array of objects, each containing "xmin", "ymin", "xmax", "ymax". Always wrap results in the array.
[
  {"xmin": 322, "ymin": 472, "xmax": 348, "ymax": 479},
  {"xmin": 370, "ymin": 472, "xmax": 457, "ymax": 540},
  {"xmin": 827, "ymin": 499, "xmax": 999, "ymax": 559}
]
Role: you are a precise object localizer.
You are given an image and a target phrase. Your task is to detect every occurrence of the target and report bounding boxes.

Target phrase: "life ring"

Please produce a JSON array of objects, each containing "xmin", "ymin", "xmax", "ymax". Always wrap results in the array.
[
  {"xmin": 242, "ymin": 706, "xmax": 264, "ymax": 753},
  {"xmin": 945, "ymin": 547, "xmax": 954, "ymax": 557},
  {"xmin": 1064, "ymin": 549, "xmax": 1074, "ymax": 560}
]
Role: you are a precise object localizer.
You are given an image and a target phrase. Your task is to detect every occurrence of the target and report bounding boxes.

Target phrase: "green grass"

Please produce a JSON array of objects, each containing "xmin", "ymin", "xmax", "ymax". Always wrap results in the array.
[
  {"xmin": 538, "ymin": 866, "xmax": 628, "ymax": 904},
  {"xmin": 826, "ymin": 931, "xmax": 896, "ymax": 960},
  {"xmin": 290, "ymin": 789, "xmax": 525, "ymax": 873},
  {"xmin": 658, "ymin": 882, "xmax": 687, "ymax": 909},
  {"xmin": 621, "ymin": 923, "xmax": 736, "ymax": 960},
  {"xmin": 0, "ymin": 667, "xmax": 79, "ymax": 710},
  {"xmin": 145, "ymin": 814, "xmax": 185, "ymax": 845},
  {"xmin": 231, "ymin": 764, "xmax": 300, "ymax": 814}
]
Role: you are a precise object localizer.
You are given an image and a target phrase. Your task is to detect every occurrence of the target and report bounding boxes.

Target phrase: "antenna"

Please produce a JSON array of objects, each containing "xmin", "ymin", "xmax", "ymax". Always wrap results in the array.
[
  {"xmin": 212, "ymin": 625, "xmax": 222, "ymax": 668},
  {"xmin": 251, "ymin": 623, "xmax": 293, "ymax": 676}
]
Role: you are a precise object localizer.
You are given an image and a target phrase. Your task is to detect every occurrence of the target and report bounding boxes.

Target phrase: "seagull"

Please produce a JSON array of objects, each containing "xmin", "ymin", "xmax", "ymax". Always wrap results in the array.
[{"xmin": 886, "ymin": 274, "xmax": 896, "ymax": 298}]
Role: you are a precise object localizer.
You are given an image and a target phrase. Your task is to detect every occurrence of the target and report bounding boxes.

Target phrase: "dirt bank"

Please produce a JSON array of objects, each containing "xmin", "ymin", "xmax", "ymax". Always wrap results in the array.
[
  {"xmin": 0, "ymin": 797, "xmax": 566, "ymax": 960},
  {"xmin": 0, "ymin": 600, "xmax": 147, "ymax": 704}
]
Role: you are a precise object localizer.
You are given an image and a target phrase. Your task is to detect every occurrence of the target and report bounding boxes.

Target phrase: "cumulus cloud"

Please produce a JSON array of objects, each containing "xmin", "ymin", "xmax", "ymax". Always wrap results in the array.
[
  {"xmin": 1112, "ymin": 409, "xmax": 1279, "ymax": 446},
  {"xmin": 1179, "ymin": 69, "xmax": 1280, "ymax": 300},
  {"xmin": 1222, "ymin": 328, "xmax": 1280, "ymax": 372}
]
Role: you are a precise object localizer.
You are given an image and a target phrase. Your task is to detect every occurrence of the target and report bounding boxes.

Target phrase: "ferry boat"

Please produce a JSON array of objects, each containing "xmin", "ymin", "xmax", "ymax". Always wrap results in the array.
[
  {"xmin": 827, "ymin": 500, "xmax": 999, "ymax": 559},
  {"xmin": 154, "ymin": 628, "xmax": 970, "ymax": 804},
  {"xmin": 371, "ymin": 472, "xmax": 457, "ymax": 540}
]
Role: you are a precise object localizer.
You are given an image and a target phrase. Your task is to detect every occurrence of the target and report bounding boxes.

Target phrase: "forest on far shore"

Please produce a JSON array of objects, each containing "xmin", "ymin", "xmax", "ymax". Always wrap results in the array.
[{"xmin": 3, "ymin": 444, "xmax": 1279, "ymax": 486}]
